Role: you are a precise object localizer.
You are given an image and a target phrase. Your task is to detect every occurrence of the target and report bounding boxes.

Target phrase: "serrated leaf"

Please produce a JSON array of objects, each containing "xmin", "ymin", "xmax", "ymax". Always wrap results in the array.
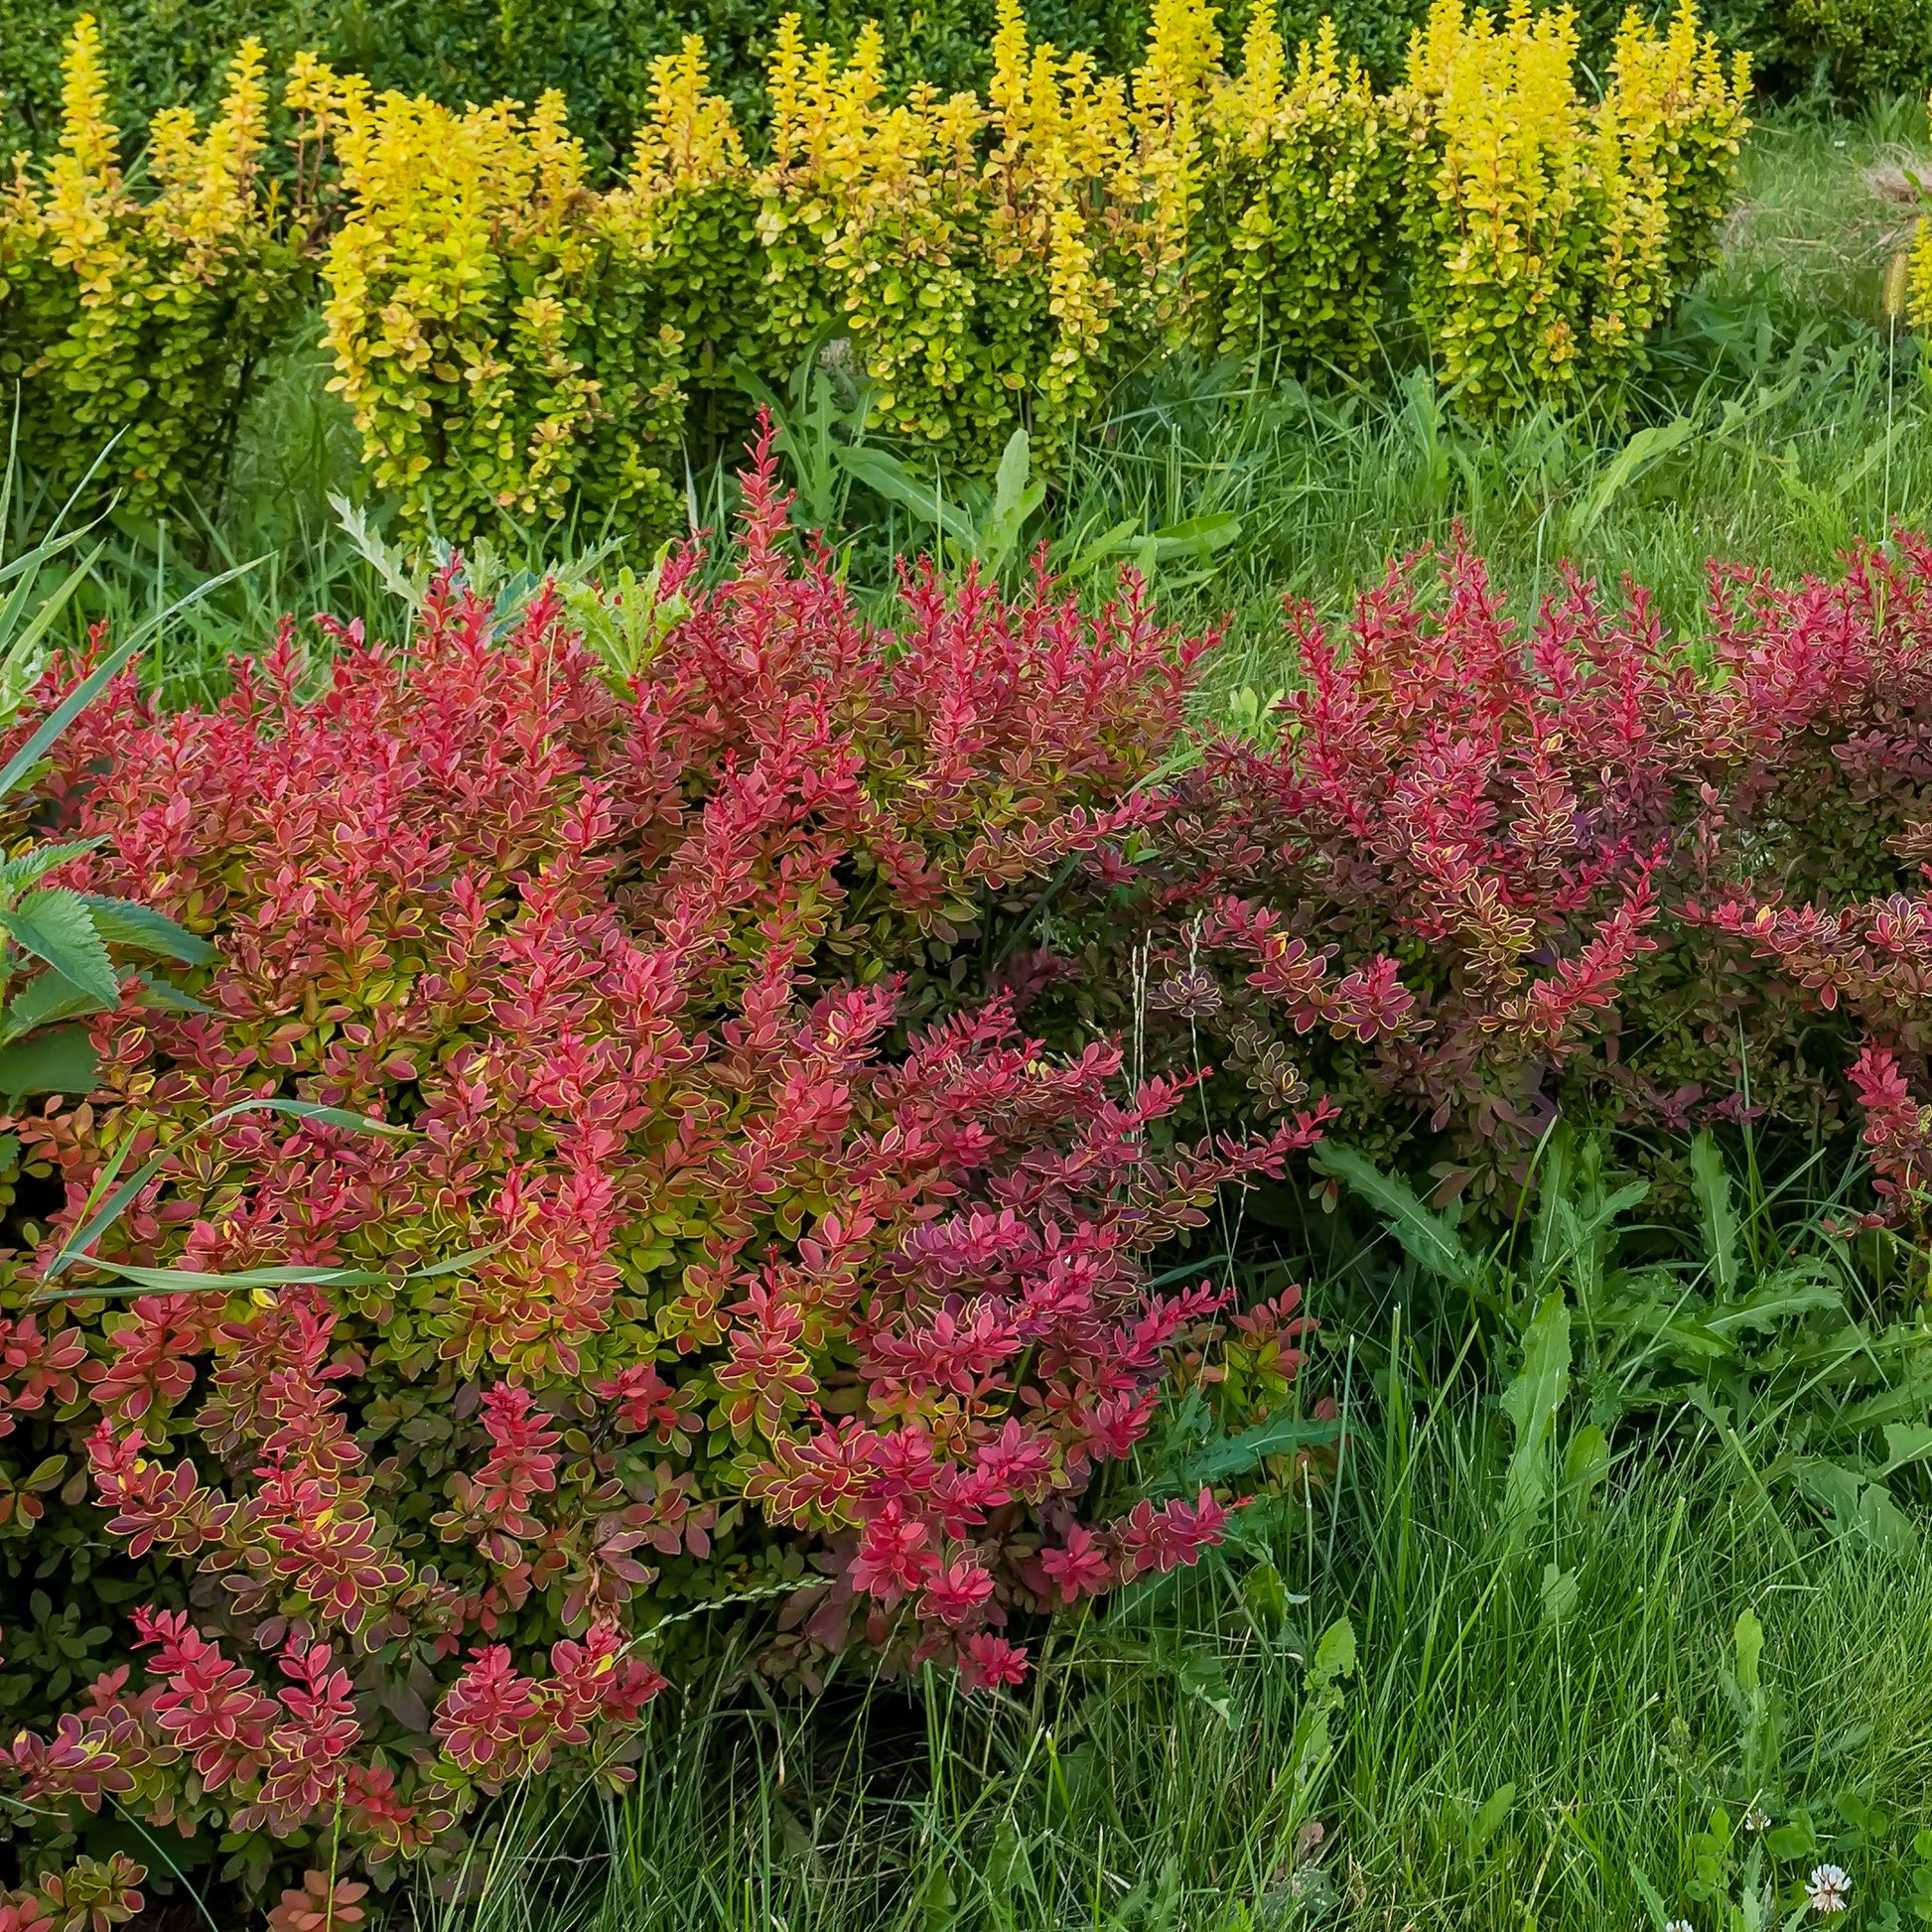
[
  {"xmin": 1, "ymin": 890, "xmax": 119, "ymax": 1008},
  {"xmin": 1690, "ymin": 1130, "xmax": 1738, "ymax": 1292},
  {"xmin": 1881, "ymin": 1423, "xmax": 1932, "ymax": 1475},
  {"xmin": 1168, "ymin": 1411, "xmax": 1342, "ymax": 1489},
  {"xmin": 80, "ymin": 897, "xmax": 215, "ymax": 964},
  {"xmin": 833, "ymin": 445, "xmax": 975, "ymax": 546},
  {"xmin": 0, "ymin": 838, "xmax": 105, "ymax": 895},
  {"xmin": 0, "ymin": 968, "xmax": 113, "ymax": 1043},
  {"xmin": 1311, "ymin": 1142, "xmax": 1474, "ymax": 1286}
]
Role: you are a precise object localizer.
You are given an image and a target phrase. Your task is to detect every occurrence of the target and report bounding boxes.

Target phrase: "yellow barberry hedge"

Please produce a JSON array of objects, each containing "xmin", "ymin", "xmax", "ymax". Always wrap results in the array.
[
  {"xmin": 0, "ymin": 0, "xmax": 1751, "ymax": 535},
  {"xmin": 289, "ymin": 52, "xmax": 717, "ymax": 543},
  {"xmin": 1203, "ymin": 9, "xmax": 1404, "ymax": 372},
  {"xmin": 0, "ymin": 16, "xmax": 302, "ymax": 515},
  {"xmin": 1396, "ymin": 0, "xmax": 1748, "ymax": 416}
]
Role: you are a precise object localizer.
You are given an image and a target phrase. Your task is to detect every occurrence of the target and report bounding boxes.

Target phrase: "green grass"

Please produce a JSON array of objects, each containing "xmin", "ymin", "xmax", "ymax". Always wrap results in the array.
[{"xmin": 406, "ymin": 1361, "xmax": 1932, "ymax": 1930}]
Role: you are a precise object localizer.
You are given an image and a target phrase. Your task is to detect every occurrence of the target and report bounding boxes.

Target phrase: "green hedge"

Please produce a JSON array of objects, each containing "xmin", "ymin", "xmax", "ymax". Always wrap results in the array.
[
  {"xmin": 0, "ymin": 0, "xmax": 1117, "ymax": 163},
  {"xmin": 0, "ymin": 0, "xmax": 1461, "ymax": 167},
  {"xmin": 8, "ymin": 0, "xmax": 1899, "ymax": 182}
]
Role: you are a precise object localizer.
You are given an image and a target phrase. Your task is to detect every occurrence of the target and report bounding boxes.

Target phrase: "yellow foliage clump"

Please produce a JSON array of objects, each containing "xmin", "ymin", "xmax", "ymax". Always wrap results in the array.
[
  {"xmin": 610, "ymin": 37, "xmax": 759, "ymax": 414},
  {"xmin": 1203, "ymin": 9, "xmax": 1401, "ymax": 370},
  {"xmin": 0, "ymin": 15, "xmax": 299, "ymax": 512},
  {"xmin": 1395, "ymin": 0, "xmax": 1747, "ymax": 416},
  {"xmin": 296, "ymin": 56, "xmax": 703, "ymax": 541}
]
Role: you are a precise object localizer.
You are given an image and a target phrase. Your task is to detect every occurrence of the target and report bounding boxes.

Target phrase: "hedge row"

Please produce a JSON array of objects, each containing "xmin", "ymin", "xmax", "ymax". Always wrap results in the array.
[
  {"xmin": 1, "ymin": 2, "xmax": 1749, "ymax": 531},
  {"xmin": 6, "ymin": 0, "xmax": 1922, "ymax": 157},
  {"xmin": 0, "ymin": 0, "xmax": 1443, "ymax": 163}
]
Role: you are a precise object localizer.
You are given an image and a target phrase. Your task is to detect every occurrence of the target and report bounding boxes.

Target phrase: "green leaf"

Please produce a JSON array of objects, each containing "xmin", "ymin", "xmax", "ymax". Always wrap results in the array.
[
  {"xmin": 0, "ymin": 1026, "xmax": 97, "ymax": 1099},
  {"xmin": 1733, "ymin": 1606, "xmax": 1763, "ymax": 1694},
  {"xmin": 1501, "ymin": 1293, "xmax": 1571, "ymax": 1533},
  {"xmin": 0, "ymin": 969, "xmax": 114, "ymax": 1043},
  {"xmin": 1880, "ymin": 1422, "xmax": 1932, "ymax": 1475},
  {"xmin": 832, "ymin": 445, "xmax": 976, "ymax": 547},
  {"xmin": 974, "ymin": 428, "xmax": 1046, "ymax": 573},
  {"xmin": 1566, "ymin": 414, "xmax": 1698, "ymax": 543},
  {"xmin": 1467, "ymin": 1783, "xmax": 1516, "ymax": 1860},
  {"xmin": 1309, "ymin": 1615, "xmax": 1355, "ymax": 1691},
  {"xmin": 1, "ymin": 890, "xmax": 119, "ymax": 1008},
  {"xmin": 0, "ymin": 838, "xmax": 105, "ymax": 897},
  {"xmin": 1053, "ymin": 513, "xmax": 1140, "ymax": 581},
  {"xmin": 129, "ymin": 973, "xmax": 215, "ymax": 1018},
  {"xmin": 990, "ymin": 427, "xmax": 1031, "ymax": 529},
  {"xmin": 1169, "ymin": 1411, "xmax": 1342, "ymax": 1489},
  {"xmin": 1147, "ymin": 510, "xmax": 1241, "ymax": 560},
  {"xmin": 916, "ymin": 1861, "xmax": 956, "ymax": 1932},
  {"xmin": 80, "ymin": 897, "xmax": 215, "ymax": 964},
  {"xmin": 1311, "ymin": 1143, "xmax": 1474, "ymax": 1286},
  {"xmin": 1628, "ymin": 1861, "xmax": 1673, "ymax": 1932},
  {"xmin": 1539, "ymin": 1562, "xmax": 1579, "ymax": 1628},
  {"xmin": 1702, "ymin": 1268, "xmax": 1843, "ymax": 1333},
  {"xmin": 1690, "ymin": 1130, "xmax": 1738, "ymax": 1292},
  {"xmin": 1562, "ymin": 1424, "xmax": 1610, "ymax": 1500},
  {"xmin": 1855, "ymin": 1477, "xmax": 1921, "ymax": 1558}
]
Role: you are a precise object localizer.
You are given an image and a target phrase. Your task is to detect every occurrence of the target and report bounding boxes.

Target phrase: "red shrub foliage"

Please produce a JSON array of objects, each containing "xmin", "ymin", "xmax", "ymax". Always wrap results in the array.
[
  {"xmin": 0, "ymin": 450, "xmax": 1356, "ymax": 1900},
  {"xmin": 14, "ymin": 447, "xmax": 1932, "ymax": 1913},
  {"xmin": 1050, "ymin": 534, "xmax": 1932, "ymax": 1213}
]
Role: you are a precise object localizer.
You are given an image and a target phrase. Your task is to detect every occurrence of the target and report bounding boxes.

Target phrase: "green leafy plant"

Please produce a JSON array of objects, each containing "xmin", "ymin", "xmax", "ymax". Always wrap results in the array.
[
  {"xmin": 0, "ymin": 16, "xmax": 305, "ymax": 518},
  {"xmin": 0, "ymin": 448, "xmax": 237, "ymax": 1101}
]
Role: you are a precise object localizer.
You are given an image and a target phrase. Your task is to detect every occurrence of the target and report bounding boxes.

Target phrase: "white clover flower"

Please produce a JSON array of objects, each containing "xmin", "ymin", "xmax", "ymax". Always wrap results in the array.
[
  {"xmin": 1806, "ymin": 1865, "xmax": 1852, "ymax": 1915},
  {"xmin": 1665, "ymin": 1919, "xmax": 1694, "ymax": 1932},
  {"xmin": 1742, "ymin": 1805, "xmax": 1770, "ymax": 1835}
]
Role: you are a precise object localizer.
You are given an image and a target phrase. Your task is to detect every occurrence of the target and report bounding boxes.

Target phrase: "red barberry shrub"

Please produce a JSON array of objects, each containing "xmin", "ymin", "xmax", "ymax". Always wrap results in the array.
[
  {"xmin": 0, "ymin": 444, "xmax": 1345, "ymax": 1905},
  {"xmin": 1048, "ymin": 533, "xmax": 1932, "ymax": 1215}
]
